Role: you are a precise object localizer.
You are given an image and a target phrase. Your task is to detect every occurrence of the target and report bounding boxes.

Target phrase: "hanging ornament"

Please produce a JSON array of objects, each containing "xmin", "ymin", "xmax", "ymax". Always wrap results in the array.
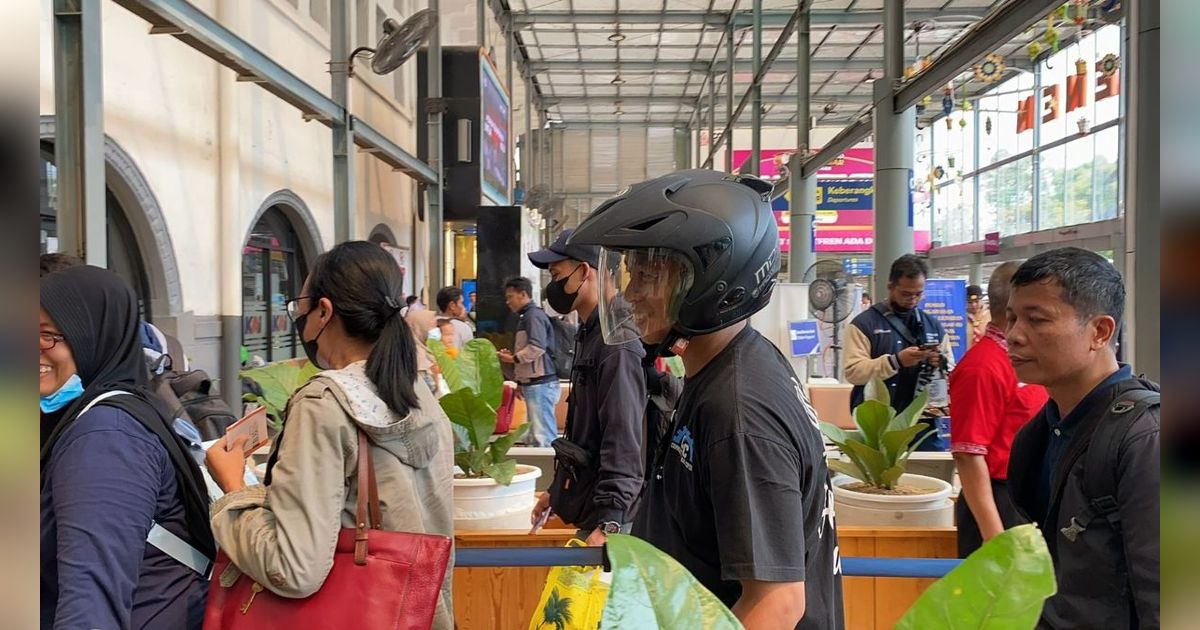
[
  {"xmin": 921, "ymin": 56, "xmax": 932, "ymax": 72},
  {"xmin": 933, "ymin": 165, "xmax": 946, "ymax": 180},
  {"xmin": 1077, "ymin": 116, "xmax": 1090, "ymax": 134},
  {"xmin": 985, "ymin": 116, "xmax": 993, "ymax": 136},
  {"xmin": 945, "ymin": 117, "xmax": 953, "ymax": 130},
  {"xmin": 942, "ymin": 85, "xmax": 954, "ymax": 116},
  {"xmin": 1073, "ymin": 0, "xmax": 1087, "ymax": 26},
  {"xmin": 958, "ymin": 116, "xmax": 968, "ymax": 129},
  {"xmin": 947, "ymin": 155, "xmax": 956, "ymax": 169},
  {"xmin": 1044, "ymin": 16, "xmax": 1061, "ymax": 56},
  {"xmin": 974, "ymin": 53, "xmax": 1006, "ymax": 83},
  {"xmin": 961, "ymin": 97, "xmax": 973, "ymax": 113},
  {"xmin": 1098, "ymin": 53, "xmax": 1120, "ymax": 78},
  {"xmin": 1027, "ymin": 40, "xmax": 1043, "ymax": 63},
  {"xmin": 1076, "ymin": 58, "xmax": 1088, "ymax": 76}
]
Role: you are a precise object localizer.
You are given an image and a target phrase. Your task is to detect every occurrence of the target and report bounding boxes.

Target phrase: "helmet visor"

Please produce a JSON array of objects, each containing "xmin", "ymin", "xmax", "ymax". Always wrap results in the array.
[{"xmin": 597, "ymin": 247, "xmax": 694, "ymax": 346}]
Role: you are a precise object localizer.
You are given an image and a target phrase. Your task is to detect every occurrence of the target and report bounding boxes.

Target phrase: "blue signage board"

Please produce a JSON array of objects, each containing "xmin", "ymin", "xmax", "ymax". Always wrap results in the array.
[
  {"xmin": 816, "ymin": 179, "xmax": 874, "ymax": 211},
  {"xmin": 788, "ymin": 320, "xmax": 822, "ymax": 357},
  {"xmin": 919, "ymin": 279, "xmax": 968, "ymax": 363},
  {"xmin": 843, "ymin": 257, "xmax": 874, "ymax": 276}
]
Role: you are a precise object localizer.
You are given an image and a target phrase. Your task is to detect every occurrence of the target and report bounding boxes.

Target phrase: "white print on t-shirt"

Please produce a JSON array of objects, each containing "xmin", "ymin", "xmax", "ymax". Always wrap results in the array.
[
  {"xmin": 795, "ymin": 377, "xmax": 843, "ymax": 575},
  {"xmin": 791, "ymin": 377, "xmax": 821, "ymax": 431}
]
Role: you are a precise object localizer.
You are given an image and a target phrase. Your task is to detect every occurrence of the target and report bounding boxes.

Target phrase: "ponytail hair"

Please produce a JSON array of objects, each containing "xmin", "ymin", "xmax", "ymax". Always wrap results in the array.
[{"xmin": 307, "ymin": 241, "xmax": 420, "ymax": 415}]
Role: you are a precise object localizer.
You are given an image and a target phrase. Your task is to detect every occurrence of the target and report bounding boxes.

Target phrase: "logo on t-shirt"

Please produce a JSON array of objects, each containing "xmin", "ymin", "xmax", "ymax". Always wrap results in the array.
[{"xmin": 670, "ymin": 426, "xmax": 695, "ymax": 472}]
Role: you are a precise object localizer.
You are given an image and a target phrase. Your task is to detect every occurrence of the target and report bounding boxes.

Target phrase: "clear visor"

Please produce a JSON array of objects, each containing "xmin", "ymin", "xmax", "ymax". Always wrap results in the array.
[{"xmin": 597, "ymin": 247, "xmax": 695, "ymax": 346}]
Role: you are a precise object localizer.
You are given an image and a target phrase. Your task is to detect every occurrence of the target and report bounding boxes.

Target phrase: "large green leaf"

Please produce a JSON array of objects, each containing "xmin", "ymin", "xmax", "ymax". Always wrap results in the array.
[
  {"xmin": 818, "ymin": 422, "xmax": 854, "ymax": 447},
  {"xmin": 240, "ymin": 360, "xmax": 322, "ymax": 428},
  {"xmin": 852, "ymin": 400, "xmax": 893, "ymax": 449},
  {"xmin": 864, "ymin": 377, "xmax": 891, "ymax": 408},
  {"xmin": 827, "ymin": 458, "xmax": 870, "ymax": 483},
  {"xmin": 602, "ymin": 534, "xmax": 744, "ymax": 630},
  {"xmin": 891, "ymin": 389, "xmax": 930, "ymax": 432},
  {"xmin": 878, "ymin": 464, "xmax": 906, "ymax": 489},
  {"xmin": 896, "ymin": 524, "xmax": 1056, "ymax": 630},
  {"xmin": 438, "ymin": 388, "xmax": 495, "ymax": 451},
  {"xmin": 482, "ymin": 459, "xmax": 518, "ymax": 485},
  {"xmin": 881, "ymin": 425, "xmax": 927, "ymax": 465},
  {"xmin": 427, "ymin": 340, "xmax": 464, "ymax": 392},
  {"xmin": 842, "ymin": 440, "xmax": 888, "ymax": 486},
  {"xmin": 488, "ymin": 423, "xmax": 529, "ymax": 464},
  {"xmin": 458, "ymin": 338, "xmax": 504, "ymax": 408}
]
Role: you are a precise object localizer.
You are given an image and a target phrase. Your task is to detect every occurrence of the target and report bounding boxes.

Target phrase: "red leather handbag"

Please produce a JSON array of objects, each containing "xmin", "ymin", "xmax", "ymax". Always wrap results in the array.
[{"xmin": 203, "ymin": 430, "xmax": 452, "ymax": 629}]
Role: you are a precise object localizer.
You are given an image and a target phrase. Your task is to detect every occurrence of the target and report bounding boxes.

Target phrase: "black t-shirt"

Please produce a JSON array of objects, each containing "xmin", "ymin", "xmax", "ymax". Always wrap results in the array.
[{"xmin": 633, "ymin": 326, "xmax": 844, "ymax": 629}]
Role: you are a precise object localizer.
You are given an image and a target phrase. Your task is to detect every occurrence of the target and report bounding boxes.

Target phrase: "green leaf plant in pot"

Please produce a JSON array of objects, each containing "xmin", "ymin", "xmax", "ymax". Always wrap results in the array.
[
  {"xmin": 819, "ymin": 378, "xmax": 954, "ymax": 526},
  {"xmin": 429, "ymin": 337, "xmax": 528, "ymax": 486},
  {"xmin": 240, "ymin": 359, "xmax": 322, "ymax": 433}
]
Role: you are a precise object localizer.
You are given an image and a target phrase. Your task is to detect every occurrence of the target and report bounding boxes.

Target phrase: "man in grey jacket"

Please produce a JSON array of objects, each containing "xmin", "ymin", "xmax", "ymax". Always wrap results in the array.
[
  {"xmin": 527, "ymin": 230, "xmax": 646, "ymax": 546},
  {"xmin": 1005, "ymin": 247, "xmax": 1159, "ymax": 629}
]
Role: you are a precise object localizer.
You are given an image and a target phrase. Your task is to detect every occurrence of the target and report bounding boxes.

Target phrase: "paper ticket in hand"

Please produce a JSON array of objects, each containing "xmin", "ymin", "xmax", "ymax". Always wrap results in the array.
[{"xmin": 224, "ymin": 406, "xmax": 269, "ymax": 454}]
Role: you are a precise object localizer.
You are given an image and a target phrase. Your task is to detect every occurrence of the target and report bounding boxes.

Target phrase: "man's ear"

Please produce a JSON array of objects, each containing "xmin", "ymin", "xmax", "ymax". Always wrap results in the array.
[{"xmin": 1091, "ymin": 314, "xmax": 1118, "ymax": 350}]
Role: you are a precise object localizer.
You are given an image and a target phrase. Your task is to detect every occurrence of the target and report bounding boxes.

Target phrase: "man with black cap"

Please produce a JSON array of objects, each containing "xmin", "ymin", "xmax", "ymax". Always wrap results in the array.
[
  {"xmin": 966, "ymin": 283, "xmax": 989, "ymax": 349},
  {"xmin": 527, "ymin": 229, "xmax": 646, "ymax": 546}
]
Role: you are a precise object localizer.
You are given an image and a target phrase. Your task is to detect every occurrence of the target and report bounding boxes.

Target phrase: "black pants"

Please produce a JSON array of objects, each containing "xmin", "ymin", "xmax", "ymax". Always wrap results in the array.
[{"xmin": 956, "ymin": 479, "xmax": 1027, "ymax": 558}]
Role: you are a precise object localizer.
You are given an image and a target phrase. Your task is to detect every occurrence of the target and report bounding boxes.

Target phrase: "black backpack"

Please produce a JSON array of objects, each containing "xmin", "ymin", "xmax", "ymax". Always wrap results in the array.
[
  {"xmin": 549, "ymin": 316, "xmax": 578, "ymax": 380},
  {"xmin": 150, "ymin": 355, "xmax": 239, "ymax": 442},
  {"xmin": 1060, "ymin": 386, "xmax": 1160, "ymax": 543}
]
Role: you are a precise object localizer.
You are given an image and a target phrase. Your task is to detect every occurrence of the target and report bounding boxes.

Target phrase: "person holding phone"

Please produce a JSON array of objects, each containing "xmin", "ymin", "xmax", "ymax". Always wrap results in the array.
[{"xmin": 844, "ymin": 254, "xmax": 955, "ymax": 415}]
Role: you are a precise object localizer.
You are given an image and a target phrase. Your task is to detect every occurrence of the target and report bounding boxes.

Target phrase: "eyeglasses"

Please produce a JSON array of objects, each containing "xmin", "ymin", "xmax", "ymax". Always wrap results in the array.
[
  {"xmin": 285, "ymin": 296, "xmax": 314, "ymax": 322},
  {"xmin": 40, "ymin": 332, "xmax": 66, "ymax": 351}
]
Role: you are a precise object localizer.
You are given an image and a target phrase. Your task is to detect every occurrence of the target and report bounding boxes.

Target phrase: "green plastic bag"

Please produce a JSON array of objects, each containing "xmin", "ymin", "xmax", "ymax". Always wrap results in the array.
[{"xmin": 601, "ymin": 534, "xmax": 743, "ymax": 630}]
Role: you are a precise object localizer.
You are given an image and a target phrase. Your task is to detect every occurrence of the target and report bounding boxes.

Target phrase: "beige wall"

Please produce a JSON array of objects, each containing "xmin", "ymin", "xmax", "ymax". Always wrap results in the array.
[{"xmin": 39, "ymin": 0, "xmax": 422, "ymax": 325}]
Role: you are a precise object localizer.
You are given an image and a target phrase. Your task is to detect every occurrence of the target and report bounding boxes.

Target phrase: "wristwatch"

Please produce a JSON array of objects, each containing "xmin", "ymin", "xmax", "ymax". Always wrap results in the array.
[{"xmin": 599, "ymin": 521, "xmax": 621, "ymax": 535}]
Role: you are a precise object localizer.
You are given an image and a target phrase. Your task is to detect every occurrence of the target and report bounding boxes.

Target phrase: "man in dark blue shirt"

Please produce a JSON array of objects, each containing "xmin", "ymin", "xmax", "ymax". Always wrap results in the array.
[{"xmin": 1005, "ymin": 247, "xmax": 1159, "ymax": 629}]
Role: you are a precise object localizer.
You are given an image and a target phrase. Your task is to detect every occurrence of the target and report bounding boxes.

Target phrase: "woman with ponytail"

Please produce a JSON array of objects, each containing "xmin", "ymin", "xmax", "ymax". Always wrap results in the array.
[{"xmin": 205, "ymin": 241, "xmax": 455, "ymax": 628}]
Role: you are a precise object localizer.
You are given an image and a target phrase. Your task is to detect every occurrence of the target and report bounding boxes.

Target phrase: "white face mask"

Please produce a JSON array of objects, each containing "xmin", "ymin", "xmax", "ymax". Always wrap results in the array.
[{"xmin": 427, "ymin": 328, "xmax": 443, "ymax": 342}]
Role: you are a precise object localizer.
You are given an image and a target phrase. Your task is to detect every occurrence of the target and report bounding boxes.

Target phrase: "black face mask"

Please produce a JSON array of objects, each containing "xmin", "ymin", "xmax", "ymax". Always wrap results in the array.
[
  {"xmin": 544, "ymin": 264, "xmax": 583, "ymax": 315},
  {"xmin": 295, "ymin": 302, "xmax": 331, "ymax": 369}
]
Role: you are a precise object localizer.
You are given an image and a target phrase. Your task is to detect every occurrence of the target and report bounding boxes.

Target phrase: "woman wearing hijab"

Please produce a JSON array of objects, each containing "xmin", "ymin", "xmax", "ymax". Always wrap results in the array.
[
  {"xmin": 40, "ymin": 265, "xmax": 215, "ymax": 629},
  {"xmin": 405, "ymin": 308, "xmax": 444, "ymax": 394},
  {"xmin": 204, "ymin": 241, "xmax": 455, "ymax": 628}
]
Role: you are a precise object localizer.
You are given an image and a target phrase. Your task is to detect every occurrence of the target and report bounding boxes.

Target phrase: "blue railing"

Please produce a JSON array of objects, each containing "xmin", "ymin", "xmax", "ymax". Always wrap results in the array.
[{"xmin": 456, "ymin": 547, "xmax": 960, "ymax": 579}]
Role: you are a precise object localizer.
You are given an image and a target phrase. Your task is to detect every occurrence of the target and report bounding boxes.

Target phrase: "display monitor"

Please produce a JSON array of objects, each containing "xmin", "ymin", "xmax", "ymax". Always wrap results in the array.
[{"xmin": 479, "ymin": 53, "xmax": 510, "ymax": 206}]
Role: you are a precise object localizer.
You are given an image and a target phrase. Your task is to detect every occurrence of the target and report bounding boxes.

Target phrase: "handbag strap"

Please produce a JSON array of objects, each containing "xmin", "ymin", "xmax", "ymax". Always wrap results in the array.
[{"xmin": 354, "ymin": 429, "xmax": 384, "ymax": 565}]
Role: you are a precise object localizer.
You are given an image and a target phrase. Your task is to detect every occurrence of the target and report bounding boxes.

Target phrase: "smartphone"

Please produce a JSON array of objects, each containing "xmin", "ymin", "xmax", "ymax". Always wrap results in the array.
[{"xmin": 921, "ymin": 343, "xmax": 939, "ymax": 351}]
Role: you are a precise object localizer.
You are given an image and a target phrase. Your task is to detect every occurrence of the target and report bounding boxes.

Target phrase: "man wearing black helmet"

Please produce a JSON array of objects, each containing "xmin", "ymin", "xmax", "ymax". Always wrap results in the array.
[{"xmin": 568, "ymin": 170, "xmax": 844, "ymax": 630}]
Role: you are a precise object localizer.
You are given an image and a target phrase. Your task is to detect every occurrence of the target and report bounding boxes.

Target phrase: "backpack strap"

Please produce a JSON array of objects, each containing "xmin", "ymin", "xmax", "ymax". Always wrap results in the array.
[{"xmin": 1060, "ymin": 388, "xmax": 1160, "ymax": 543}]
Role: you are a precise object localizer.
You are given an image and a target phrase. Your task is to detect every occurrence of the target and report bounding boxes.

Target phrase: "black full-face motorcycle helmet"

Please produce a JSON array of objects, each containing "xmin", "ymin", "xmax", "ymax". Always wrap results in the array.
[{"xmin": 567, "ymin": 169, "xmax": 780, "ymax": 351}]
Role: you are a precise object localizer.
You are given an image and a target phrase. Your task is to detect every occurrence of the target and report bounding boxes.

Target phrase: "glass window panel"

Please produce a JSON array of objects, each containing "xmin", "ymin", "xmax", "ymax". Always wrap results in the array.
[
  {"xmin": 1038, "ymin": 143, "xmax": 1068, "ymax": 229},
  {"xmin": 1093, "ymin": 126, "xmax": 1120, "ymax": 220}
]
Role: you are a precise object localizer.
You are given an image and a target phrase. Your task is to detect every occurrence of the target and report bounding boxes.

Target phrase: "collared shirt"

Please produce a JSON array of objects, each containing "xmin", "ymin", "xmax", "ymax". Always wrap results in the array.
[
  {"xmin": 512, "ymin": 303, "xmax": 557, "ymax": 384},
  {"xmin": 1032, "ymin": 364, "xmax": 1134, "ymax": 521},
  {"xmin": 949, "ymin": 324, "xmax": 1048, "ymax": 479}
]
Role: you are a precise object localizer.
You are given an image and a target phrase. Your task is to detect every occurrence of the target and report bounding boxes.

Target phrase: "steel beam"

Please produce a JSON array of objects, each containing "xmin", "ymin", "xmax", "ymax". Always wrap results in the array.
[
  {"xmin": 562, "ymin": 114, "xmax": 863, "ymax": 127},
  {"xmin": 528, "ymin": 58, "xmax": 880, "ymax": 73},
  {"xmin": 750, "ymin": 0, "xmax": 762, "ymax": 176},
  {"xmin": 53, "ymin": 0, "xmax": 106, "ymax": 266},
  {"xmin": 427, "ymin": 0, "xmax": 444, "ymax": 294},
  {"xmin": 873, "ymin": 0, "xmax": 914, "ymax": 300},
  {"xmin": 789, "ymin": 9, "xmax": 814, "ymax": 282},
  {"xmin": 800, "ymin": 115, "xmax": 871, "ymax": 178},
  {"xmin": 1124, "ymin": 0, "xmax": 1159, "ymax": 381},
  {"xmin": 894, "ymin": 0, "xmax": 1063, "ymax": 111},
  {"xmin": 544, "ymin": 91, "xmax": 873, "ymax": 106},
  {"xmin": 725, "ymin": 20, "xmax": 735, "ymax": 172},
  {"xmin": 331, "ymin": 0, "xmax": 353, "ymax": 243},
  {"xmin": 704, "ymin": 2, "xmax": 810, "ymax": 168},
  {"xmin": 113, "ymin": 0, "xmax": 434, "ymax": 184},
  {"xmin": 508, "ymin": 9, "xmax": 985, "ymax": 28}
]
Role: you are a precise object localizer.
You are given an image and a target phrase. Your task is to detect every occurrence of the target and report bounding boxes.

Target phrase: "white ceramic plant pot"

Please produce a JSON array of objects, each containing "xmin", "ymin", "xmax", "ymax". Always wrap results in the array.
[
  {"xmin": 453, "ymin": 464, "xmax": 542, "ymax": 531},
  {"xmin": 831, "ymin": 473, "xmax": 954, "ymax": 527}
]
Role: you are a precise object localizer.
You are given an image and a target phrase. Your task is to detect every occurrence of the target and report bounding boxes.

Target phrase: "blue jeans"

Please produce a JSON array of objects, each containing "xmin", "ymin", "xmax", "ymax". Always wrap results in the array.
[{"xmin": 521, "ymin": 381, "xmax": 561, "ymax": 447}]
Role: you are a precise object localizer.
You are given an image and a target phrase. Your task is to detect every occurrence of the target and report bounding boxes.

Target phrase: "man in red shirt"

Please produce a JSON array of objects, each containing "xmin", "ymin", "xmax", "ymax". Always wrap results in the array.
[{"xmin": 949, "ymin": 262, "xmax": 1049, "ymax": 557}]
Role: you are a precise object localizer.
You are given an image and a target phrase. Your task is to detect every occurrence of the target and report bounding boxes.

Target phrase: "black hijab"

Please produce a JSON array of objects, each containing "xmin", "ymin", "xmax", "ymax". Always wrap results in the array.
[{"xmin": 40, "ymin": 265, "xmax": 215, "ymax": 558}]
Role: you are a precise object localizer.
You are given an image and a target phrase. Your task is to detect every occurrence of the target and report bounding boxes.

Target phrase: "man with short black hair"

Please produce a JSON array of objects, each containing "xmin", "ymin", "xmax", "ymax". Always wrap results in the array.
[
  {"xmin": 499, "ymin": 276, "xmax": 560, "ymax": 446},
  {"xmin": 434, "ymin": 286, "xmax": 474, "ymax": 350},
  {"xmin": 1006, "ymin": 247, "xmax": 1159, "ymax": 629},
  {"xmin": 844, "ymin": 254, "xmax": 954, "ymax": 414}
]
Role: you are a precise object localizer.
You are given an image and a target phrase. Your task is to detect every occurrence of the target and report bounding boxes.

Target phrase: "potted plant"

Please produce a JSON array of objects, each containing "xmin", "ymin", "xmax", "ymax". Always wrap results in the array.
[
  {"xmin": 431, "ymin": 337, "xmax": 542, "ymax": 530},
  {"xmin": 819, "ymin": 379, "xmax": 954, "ymax": 526},
  {"xmin": 240, "ymin": 358, "xmax": 321, "ymax": 433}
]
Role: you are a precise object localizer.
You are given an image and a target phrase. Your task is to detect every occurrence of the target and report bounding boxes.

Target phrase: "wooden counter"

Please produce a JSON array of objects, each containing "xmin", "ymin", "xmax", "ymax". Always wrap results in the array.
[{"xmin": 452, "ymin": 526, "xmax": 956, "ymax": 630}]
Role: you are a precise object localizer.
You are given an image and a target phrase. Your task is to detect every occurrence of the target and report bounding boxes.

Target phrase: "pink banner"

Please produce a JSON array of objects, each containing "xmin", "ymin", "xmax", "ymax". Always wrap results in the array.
[
  {"xmin": 816, "ymin": 148, "xmax": 874, "ymax": 176},
  {"xmin": 732, "ymin": 149, "xmax": 793, "ymax": 179}
]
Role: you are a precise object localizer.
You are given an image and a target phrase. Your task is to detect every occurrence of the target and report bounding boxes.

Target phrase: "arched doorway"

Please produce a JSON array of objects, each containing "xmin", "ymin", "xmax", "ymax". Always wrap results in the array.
[
  {"xmin": 37, "ymin": 128, "xmax": 182, "ymax": 322},
  {"xmin": 241, "ymin": 193, "xmax": 320, "ymax": 363}
]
